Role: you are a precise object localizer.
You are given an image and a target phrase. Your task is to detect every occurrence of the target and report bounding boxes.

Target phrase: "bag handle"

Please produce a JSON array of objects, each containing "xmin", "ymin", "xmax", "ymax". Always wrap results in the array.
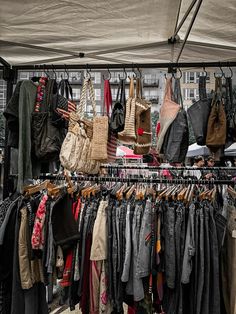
[
  {"xmin": 164, "ymin": 78, "xmax": 173, "ymax": 101},
  {"xmin": 173, "ymin": 78, "xmax": 183, "ymax": 108},
  {"xmin": 129, "ymin": 77, "xmax": 135, "ymax": 98},
  {"xmin": 59, "ymin": 79, "xmax": 73, "ymax": 101},
  {"xmin": 136, "ymin": 77, "xmax": 142, "ymax": 98},
  {"xmin": 225, "ymin": 77, "xmax": 233, "ymax": 112},
  {"xmin": 198, "ymin": 76, "xmax": 207, "ymax": 100},
  {"xmin": 78, "ymin": 78, "xmax": 97, "ymax": 118},
  {"xmin": 104, "ymin": 79, "xmax": 112, "ymax": 116},
  {"xmin": 214, "ymin": 77, "xmax": 222, "ymax": 102}
]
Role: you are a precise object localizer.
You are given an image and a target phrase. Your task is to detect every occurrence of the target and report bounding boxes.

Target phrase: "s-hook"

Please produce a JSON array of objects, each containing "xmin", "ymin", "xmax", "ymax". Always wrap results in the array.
[
  {"xmin": 214, "ymin": 63, "xmax": 224, "ymax": 78},
  {"xmin": 64, "ymin": 64, "xmax": 69, "ymax": 80},
  {"xmin": 118, "ymin": 68, "xmax": 127, "ymax": 80},
  {"xmin": 102, "ymin": 68, "xmax": 111, "ymax": 80}
]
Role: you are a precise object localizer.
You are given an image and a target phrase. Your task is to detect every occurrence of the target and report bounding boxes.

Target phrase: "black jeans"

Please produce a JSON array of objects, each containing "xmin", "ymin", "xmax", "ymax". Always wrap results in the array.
[{"xmin": 208, "ymin": 204, "xmax": 221, "ymax": 314}]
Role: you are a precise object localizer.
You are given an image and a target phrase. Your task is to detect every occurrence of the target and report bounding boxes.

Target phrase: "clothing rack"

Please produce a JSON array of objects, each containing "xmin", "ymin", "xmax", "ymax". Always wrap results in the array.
[
  {"xmin": 35, "ymin": 174, "xmax": 235, "ymax": 185},
  {"xmin": 101, "ymin": 165, "xmax": 236, "ymax": 171},
  {"xmin": 2, "ymin": 59, "xmax": 236, "ymax": 199}
]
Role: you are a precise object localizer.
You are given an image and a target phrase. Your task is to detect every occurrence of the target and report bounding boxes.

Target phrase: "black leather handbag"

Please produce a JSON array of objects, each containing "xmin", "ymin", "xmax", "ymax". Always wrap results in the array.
[
  {"xmin": 162, "ymin": 78, "xmax": 189, "ymax": 163},
  {"xmin": 31, "ymin": 79, "xmax": 65, "ymax": 162},
  {"xmin": 187, "ymin": 76, "xmax": 212, "ymax": 145},
  {"xmin": 110, "ymin": 79, "xmax": 126, "ymax": 133},
  {"xmin": 224, "ymin": 77, "xmax": 236, "ymax": 144}
]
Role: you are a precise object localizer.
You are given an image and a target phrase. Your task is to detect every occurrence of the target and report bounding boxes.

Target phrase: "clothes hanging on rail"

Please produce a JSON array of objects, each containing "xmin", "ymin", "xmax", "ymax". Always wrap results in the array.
[{"xmin": 0, "ymin": 178, "xmax": 235, "ymax": 314}]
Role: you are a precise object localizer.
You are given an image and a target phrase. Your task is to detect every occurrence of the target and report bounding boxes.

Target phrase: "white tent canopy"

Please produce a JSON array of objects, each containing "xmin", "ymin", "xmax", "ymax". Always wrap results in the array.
[
  {"xmin": 0, "ymin": 0, "xmax": 236, "ymax": 66},
  {"xmin": 225, "ymin": 143, "xmax": 236, "ymax": 156},
  {"xmin": 187, "ymin": 143, "xmax": 210, "ymax": 157}
]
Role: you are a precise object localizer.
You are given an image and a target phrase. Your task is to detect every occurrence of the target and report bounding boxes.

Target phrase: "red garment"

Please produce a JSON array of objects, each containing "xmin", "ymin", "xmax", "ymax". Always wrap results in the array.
[
  {"xmin": 128, "ymin": 306, "xmax": 136, "ymax": 314},
  {"xmin": 31, "ymin": 194, "xmax": 48, "ymax": 250},
  {"xmin": 104, "ymin": 80, "xmax": 112, "ymax": 116}
]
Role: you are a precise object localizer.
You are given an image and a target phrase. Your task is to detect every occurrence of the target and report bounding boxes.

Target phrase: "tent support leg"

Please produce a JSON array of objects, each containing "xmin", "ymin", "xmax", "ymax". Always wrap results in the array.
[{"xmin": 2, "ymin": 68, "xmax": 15, "ymax": 199}]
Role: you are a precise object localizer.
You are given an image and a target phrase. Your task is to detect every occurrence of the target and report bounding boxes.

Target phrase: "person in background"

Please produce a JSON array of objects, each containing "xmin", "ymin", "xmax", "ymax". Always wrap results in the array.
[
  {"xmin": 204, "ymin": 156, "xmax": 217, "ymax": 179},
  {"xmin": 184, "ymin": 155, "xmax": 204, "ymax": 179}
]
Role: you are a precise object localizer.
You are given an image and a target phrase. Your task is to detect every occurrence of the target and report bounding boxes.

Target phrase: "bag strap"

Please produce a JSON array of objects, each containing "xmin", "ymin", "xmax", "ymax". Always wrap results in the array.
[
  {"xmin": 136, "ymin": 78, "xmax": 142, "ymax": 98},
  {"xmin": 129, "ymin": 77, "xmax": 135, "ymax": 98},
  {"xmin": 173, "ymin": 78, "xmax": 183, "ymax": 108},
  {"xmin": 79, "ymin": 78, "xmax": 97, "ymax": 118},
  {"xmin": 104, "ymin": 79, "xmax": 112, "ymax": 116},
  {"xmin": 198, "ymin": 76, "xmax": 207, "ymax": 100},
  {"xmin": 214, "ymin": 77, "xmax": 222, "ymax": 102},
  {"xmin": 164, "ymin": 78, "xmax": 173, "ymax": 101},
  {"xmin": 59, "ymin": 79, "xmax": 73, "ymax": 101},
  {"xmin": 225, "ymin": 77, "xmax": 233, "ymax": 112}
]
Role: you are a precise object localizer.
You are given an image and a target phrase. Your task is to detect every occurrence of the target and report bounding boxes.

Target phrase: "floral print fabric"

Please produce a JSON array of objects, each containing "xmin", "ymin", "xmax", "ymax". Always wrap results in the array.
[{"xmin": 31, "ymin": 194, "xmax": 48, "ymax": 250}]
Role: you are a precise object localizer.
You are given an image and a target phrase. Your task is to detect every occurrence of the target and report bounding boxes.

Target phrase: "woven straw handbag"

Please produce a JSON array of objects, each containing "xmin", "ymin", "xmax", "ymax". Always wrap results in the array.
[
  {"xmin": 60, "ymin": 79, "xmax": 100, "ymax": 174},
  {"xmin": 118, "ymin": 78, "xmax": 137, "ymax": 144}
]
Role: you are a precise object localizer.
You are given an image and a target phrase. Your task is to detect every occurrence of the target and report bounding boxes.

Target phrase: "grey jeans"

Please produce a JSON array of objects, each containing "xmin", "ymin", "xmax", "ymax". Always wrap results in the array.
[
  {"xmin": 137, "ymin": 199, "xmax": 153, "ymax": 278},
  {"xmin": 126, "ymin": 201, "xmax": 145, "ymax": 301},
  {"xmin": 181, "ymin": 204, "xmax": 195, "ymax": 284}
]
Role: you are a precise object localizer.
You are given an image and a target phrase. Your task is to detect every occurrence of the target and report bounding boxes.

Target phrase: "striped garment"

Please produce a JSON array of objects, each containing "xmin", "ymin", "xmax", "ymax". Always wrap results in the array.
[{"xmin": 57, "ymin": 100, "xmax": 77, "ymax": 120}]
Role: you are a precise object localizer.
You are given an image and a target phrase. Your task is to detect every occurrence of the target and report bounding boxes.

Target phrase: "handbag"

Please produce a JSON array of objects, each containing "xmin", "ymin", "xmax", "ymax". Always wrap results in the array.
[
  {"xmin": 45, "ymin": 78, "xmax": 76, "ymax": 128},
  {"xmin": 133, "ymin": 78, "xmax": 152, "ymax": 155},
  {"xmin": 104, "ymin": 79, "xmax": 117, "ymax": 163},
  {"xmin": 206, "ymin": 77, "xmax": 227, "ymax": 148},
  {"xmin": 224, "ymin": 77, "xmax": 236, "ymax": 144},
  {"xmin": 110, "ymin": 79, "xmax": 126, "ymax": 133},
  {"xmin": 60, "ymin": 78, "xmax": 100, "ymax": 174},
  {"xmin": 156, "ymin": 78, "xmax": 180, "ymax": 153},
  {"xmin": 162, "ymin": 78, "xmax": 189, "ymax": 163},
  {"xmin": 187, "ymin": 76, "xmax": 212, "ymax": 145},
  {"xmin": 31, "ymin": 78, "xmax": 65, "ymax": 162},
  {"xmin": 118, "ymin": 78, "xmax": 137, "ymax": 144}
]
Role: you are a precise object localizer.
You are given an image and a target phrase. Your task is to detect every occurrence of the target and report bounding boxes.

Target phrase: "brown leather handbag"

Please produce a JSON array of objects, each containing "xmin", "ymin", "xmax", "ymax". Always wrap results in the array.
[{"xmin": 206, "ymin": 78, "xmax": 227, "ymax": 148}]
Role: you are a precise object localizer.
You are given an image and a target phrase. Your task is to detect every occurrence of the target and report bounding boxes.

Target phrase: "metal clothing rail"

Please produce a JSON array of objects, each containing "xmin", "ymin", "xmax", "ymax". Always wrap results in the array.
[
  {"xmin": 9, "ymin": 61, "xmax": 236, "ymax": 71},
  {"xmin": 37, "ymin": 174, "xmax": 235, "ymax": 185},
  {"xmin": 101, "ymin": 165, "xmax": 236, "ymax": 171}
]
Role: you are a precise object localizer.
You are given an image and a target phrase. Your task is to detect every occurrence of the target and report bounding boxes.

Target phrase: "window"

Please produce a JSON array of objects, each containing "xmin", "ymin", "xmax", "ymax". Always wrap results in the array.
[
  {"xmin": 19, "ymin": 72, "xmax": 29, "ymax": 80},
  {"xmin": 72, "ymin": 88, "xmax": 80, "ymax": 100},
  {"xmin": 110, "ymin": 72, "xmax": 123, "ymax": 83},
  {"xmin": 94, "ymin": 88, "xmax": 101, "ymax": 100},
  {"xmin": 89, "ymin": 72, "xmax": 101, "ymax": 84},
  {"xmin": 143, "ymin": 89, "xmax": 158, "ymax": 102},
  {"xmin": 183, "ymin": 71, "xmax": 198, "ymax": 83},
  {"xmin": 0, "ymin": 92, "xmax": 4, "ymax": 99},
  {"xmin": 69, "ymin": 72, "xmax": 81, "ymax": 82},
  {"xmin": 183, "ymin": 88, "xmax": 198, "ymax": 100},
  {"xmin": 111, "ymin": 88, "xmax": 118, "ymax": 100},
  {"xmin": 144, "ymin": 74, "xmax": 159, "ymax": 85}
]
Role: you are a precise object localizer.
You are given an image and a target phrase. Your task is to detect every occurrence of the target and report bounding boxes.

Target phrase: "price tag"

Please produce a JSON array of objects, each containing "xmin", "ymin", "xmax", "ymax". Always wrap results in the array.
[{"xmin": 232, "ymin": 230, "xmax": 236, "ymax": 238}]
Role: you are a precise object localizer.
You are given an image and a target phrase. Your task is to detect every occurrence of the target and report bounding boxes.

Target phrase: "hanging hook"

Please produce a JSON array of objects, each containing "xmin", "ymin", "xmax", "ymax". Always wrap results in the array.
[
  {"xmin": 214, "ymin": 63, "xmax": 224, "ymax": 78},
  {"xmin": 64, "ymin": 64, "xmax": 69, "ymax": 80},
  {"xmin": 225, "ymin": 62, "xmax": 233, "ymax": 78},
  {"xmin": 84, "ymin": 64, "xmax": 91, "ymax": 79},
  {"xmin": 43, "ymin": 64, "xmax": 50, "ymax": 78},
  {"xmin": 137, "ymin": 66, "xmax": 142, "ymax": 79},
  {"xmin": 175, "ymin": 67, "xmax": 182, "ymax": 79},
  {"xmin": 203, "ymin": 66, "xmax": 207, "ymax": 77},
  {"xmin": 132, "ymin": 64, "xmax": 137, "ymax": 79},
  {"xmin": 52, "ymin": 64, "xmax": 57, "ymax": 80},
  {"xmin": 102, "ymin": 68, "xmax": 111, "ymax": 80},
  {"xmin": 119, "ymin": 68, "xmax": 127, "ymax": 80}
]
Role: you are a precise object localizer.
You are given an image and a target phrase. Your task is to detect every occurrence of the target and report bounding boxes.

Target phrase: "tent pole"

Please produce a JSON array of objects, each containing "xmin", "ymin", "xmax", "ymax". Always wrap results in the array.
[
  {"xmin": 2, "ymin": 72, "xmax": 14, "ymax": 199},
  {"xmin": 170, "ymin": 0, "xmax": 197, "ymax": 42},
  {"xmin": 11, "ymin": 61, "xmax": 236, "ymax": 71},
  {"xmin": 176, "ymin": 0, "xmax": 203, "ymax": 62}
]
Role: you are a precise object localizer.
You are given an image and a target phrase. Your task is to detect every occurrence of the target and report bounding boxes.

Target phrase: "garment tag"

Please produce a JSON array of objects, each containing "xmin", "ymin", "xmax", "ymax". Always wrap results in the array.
[{"xmin": 232, "ymin": 230, "xmax": 236, "ymax": 238}]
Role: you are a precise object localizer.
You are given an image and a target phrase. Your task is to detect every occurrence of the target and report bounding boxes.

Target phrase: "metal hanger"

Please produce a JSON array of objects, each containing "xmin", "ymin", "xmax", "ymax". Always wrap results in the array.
[
  {"xmin": 214, "ymin": 63, "xmax": 224, "ymax": 78},
  {"xmin": 224, "ymin": 63, "xmax": 233, "ymax": 78},
  {"xmin": 102, "ymin": 68, "xmax": 111, "ymax": 80},
  {"xmin": 118, "ymin": 68, "xmax": 127, "ymax": 80},
  {"xmin": 52, "ymin": 64, "xmax": 57, "ymax": 80},
  {"xmin": 64, "ymin": 64, "xmax": 69, "ymax": 80},
  {"xmin": 84, "ymin": 64, "xmax": 91, "ymax": 79}
]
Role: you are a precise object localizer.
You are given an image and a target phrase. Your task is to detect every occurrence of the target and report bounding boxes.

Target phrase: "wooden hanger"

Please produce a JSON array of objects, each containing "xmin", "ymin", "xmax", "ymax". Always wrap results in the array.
[{"xmin": 24, "ymin": 180, "xmax": 51, "ymax": 196}]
